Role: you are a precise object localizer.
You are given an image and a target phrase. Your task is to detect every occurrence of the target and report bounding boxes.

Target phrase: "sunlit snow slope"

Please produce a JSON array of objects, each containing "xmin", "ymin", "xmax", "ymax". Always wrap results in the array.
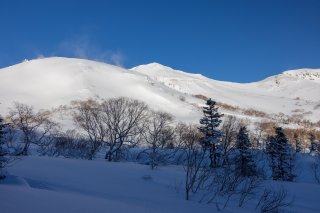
[
  {"xmin": 132, "ymin": 63, "xmax": 320, "ymax": 122},
  {"xmin": 0, "ymin": 57, "xmax": 200, "ymax": 122},
  {"xmin": 0, "ymin": 57, "xmax": 319, "ymax": 123}
]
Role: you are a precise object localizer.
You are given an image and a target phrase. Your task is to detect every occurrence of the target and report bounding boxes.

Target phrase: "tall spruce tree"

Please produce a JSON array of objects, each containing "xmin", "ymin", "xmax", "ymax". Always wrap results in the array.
[
  {"xmin": 235, "ymin": 126, "xmax": 257, "ymax": 176},
  {"xmin": 266, "ymin": 127, "xmax": 294, "ymax": 181},
  {"xmin": 198, "ymin": 98, "xmax": 223, "ymax": 168}
]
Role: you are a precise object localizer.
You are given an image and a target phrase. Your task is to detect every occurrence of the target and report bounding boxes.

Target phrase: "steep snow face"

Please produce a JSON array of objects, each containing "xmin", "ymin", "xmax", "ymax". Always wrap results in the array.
[{"xmin": 0, "ymin": 57, "xmax": 200, "ymax": 123}]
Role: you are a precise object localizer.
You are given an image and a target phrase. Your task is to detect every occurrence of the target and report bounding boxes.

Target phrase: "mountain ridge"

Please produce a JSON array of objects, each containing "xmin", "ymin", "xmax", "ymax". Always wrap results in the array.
[{"xmin": 0, "ymin": 57, "xmax": 319, "ymax": 124}]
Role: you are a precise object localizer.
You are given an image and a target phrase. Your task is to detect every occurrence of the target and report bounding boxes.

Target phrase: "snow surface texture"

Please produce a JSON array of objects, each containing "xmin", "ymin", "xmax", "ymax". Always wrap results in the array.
[
  {"xmin": 1, "ymin": 156, "xmax": 320, "ymax": 213},
  {"xmin": 0, "ymin": 157, "xmax": 212, "ymax": 213},
  {"xmin": 0, "ymin": 57, "xmax": 319, "ymax": 123}
]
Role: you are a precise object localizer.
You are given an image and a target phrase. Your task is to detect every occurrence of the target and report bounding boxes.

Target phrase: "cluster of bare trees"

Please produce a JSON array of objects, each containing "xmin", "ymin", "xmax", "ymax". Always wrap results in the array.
[
  {"xmin": 6, "ymin": 103, "xmax": 58, "ymax": 156},
  {"xmin": 71, "ymin": 98, "xmax": 176, "ymax": 162},
  {"xmin": 0, "ymin": 98, "xmax": 181, "ymax": 178}
]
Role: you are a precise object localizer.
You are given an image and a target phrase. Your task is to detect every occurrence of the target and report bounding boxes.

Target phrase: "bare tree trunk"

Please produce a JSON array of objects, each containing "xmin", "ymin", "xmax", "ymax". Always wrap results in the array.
[
  {"xmin": 105, "ymin": 151, "xmax": 112, "ymax": 161},
  {"xmin": 209, "ymin": 144, "xmax": 217, "ymax": 168},
  {"xmin": 21, "ymin": 145, "xmax": 28, "ymax": 156}
]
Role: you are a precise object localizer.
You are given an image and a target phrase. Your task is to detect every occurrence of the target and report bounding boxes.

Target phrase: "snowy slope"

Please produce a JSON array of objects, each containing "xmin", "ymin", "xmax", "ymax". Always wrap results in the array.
[
  {"xmin": 254, "ymin": 69, "xmax": 320, "ymax": 101},
  {"xmin": 0, "ymin": 57, "xmax": 200, "ymax": 123},
  {"xmin": 132, "ymin": 64, "xmax": 320, "ymax": 122},
  {"xmin": 1, "ymin": 156, "xmax": 320, "ymax": 213},
  {"xmin": 0, "ymin": 57, "xmax": 319, "ymax": 124},
  {"xmin": 0, "ymin": 157, "xmax": 211, "ymax": 213}
]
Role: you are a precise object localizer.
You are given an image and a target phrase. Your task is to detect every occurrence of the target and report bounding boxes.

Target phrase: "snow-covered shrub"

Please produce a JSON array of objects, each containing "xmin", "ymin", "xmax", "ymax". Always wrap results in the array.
[{"xmin": 255, "ymin": 187, "xmax": 291, "ymax": 213}]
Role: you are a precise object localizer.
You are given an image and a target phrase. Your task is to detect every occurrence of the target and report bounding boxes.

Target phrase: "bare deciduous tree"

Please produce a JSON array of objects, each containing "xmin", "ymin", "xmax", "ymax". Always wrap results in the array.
[
  {"xmin": 101, "ymin": 97, "xmax": 149, "ymax": 161},
  {"xmin": 72, "ymin": 99, "xmax": 104, "ymax": 159},
  {"xmin": 181, "ymin": 124, "xmax": 208, "ymax": 200},
  {"xmin": 140, "ymin": 111, "xmax": 175, "ymax": 169},
  {"xmin": 238, "ymin": 177, "xmax": 261, "ymax": 207},
  {"xmin": 7, "ymin": 103, "xmax": 57, "ymax": 156},
  {"xmin": 203, "ymin": 167, "xmax": 242, "ymax": 207},
  {"xmin": 72, "ymin": 98, "xmax": 149, "ymax": 161},
  {"xmin": 255, "ymin": 187, "xmax": 292, "ymax": 213},
  {"xmin": 220, "ymin": 115, "xmax": 241, "ymax": 166}
]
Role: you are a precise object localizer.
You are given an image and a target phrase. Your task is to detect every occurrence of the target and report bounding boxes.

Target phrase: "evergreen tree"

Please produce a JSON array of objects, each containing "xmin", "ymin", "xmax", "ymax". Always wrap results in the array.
[
  {"xmin": 235, "ymin": 126, "xmax": 257, "ymax": 176},
  {"xmin": 266, "ymin": 127, "xmax": 295, "ymax": 181},
  {"xmin": 198, "ymin": 98, "xmax": 223, "ymax": 168},
  {"xmin": 0, "ymin": 116, "xmax": 8, "ymax": 179},
  {"xmin": 266, "ymin": 135, "xmax": 277, "ymax": 179},
  {"xmin": 309, "ymin": 133, "xmax": 318, "ymax": 154},
  {"xmin": 294, "ymin": 133, "xmax": 302, "ymax": 153}
]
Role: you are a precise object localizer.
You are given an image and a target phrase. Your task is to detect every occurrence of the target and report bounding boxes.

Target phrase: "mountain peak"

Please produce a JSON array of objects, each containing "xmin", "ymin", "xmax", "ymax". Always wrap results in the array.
[
  {"xmin": 130, "ymin": 62, "xmax": 174, "ymax": 72},
  {"xmin": 130, "ymin": 62, "xmax": 207, "ymax": 81},
  {"xmin": 143, "ymin": 62, "xmax": 170, "ymax": 67},
  {"xmin": 282, "ymin": 68, "xmax": 320, "ymax": 81}
]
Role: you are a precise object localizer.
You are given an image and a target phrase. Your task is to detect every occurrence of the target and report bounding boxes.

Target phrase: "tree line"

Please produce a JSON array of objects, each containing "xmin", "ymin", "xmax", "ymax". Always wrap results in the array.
[{"xmin": 1, "ymin": 97, "xmax": 320, "ymax": 211}]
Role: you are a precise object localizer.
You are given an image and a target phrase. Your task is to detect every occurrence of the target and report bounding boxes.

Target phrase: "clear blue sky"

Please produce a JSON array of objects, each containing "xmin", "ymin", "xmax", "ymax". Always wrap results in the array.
[{"xmin": 1, "ymin": 0, "xmax": 320, "ymax": 82}]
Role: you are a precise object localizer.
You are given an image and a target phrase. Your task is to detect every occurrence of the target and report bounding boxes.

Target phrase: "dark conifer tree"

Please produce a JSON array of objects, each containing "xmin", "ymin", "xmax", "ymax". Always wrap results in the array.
[
  {"xmin": 294, "ymin": 133, "xmax": 302, "ymax": 153},
  {"xmin": 198, "ymin": 98, "xmax": 223, "ymax": 168},
  {"xmin": 235, "ymin": 126, "xmax": 257, "ymax": 176},
  {"xmin": 266, "ymin": 135, "xmax": 277, "ymax": 179},
  {"xmin": 266, "ymin": 127, "xmax": 294, "ymax": 181},
  {"xmin": 309, "ymin": 133, "xmax": 318, "ymax": 154}
]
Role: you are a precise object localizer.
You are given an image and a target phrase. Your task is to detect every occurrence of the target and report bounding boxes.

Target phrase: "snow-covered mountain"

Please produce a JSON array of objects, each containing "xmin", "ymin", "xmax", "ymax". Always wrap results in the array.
[
  {"xmin": 132, "ymin": 63, "xmax": 320, "ymax": 122},
  {"xmin": 0, "ymin": 57, "xmax": 319, "ymax": 124},
  {"xmin": 0, "ymin": 58, "xmax": 200, "ymax": 123}
]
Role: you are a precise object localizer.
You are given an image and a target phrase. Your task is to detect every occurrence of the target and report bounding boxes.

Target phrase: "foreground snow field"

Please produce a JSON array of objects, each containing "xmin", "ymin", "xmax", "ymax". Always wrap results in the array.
[
  {"xmin": 1, "ymin": 157, "xmax": 211, "ymax": 213},
  {"xmin": 1, "ymin": 156, "xmax": 320, "ymax": 213}
]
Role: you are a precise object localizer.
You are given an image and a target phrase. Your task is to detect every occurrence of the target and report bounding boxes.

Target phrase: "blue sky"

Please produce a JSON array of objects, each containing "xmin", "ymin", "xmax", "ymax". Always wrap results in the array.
[{"xmin": 1, "ymin": 0, "xmax": 320, "ymax": 82}]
